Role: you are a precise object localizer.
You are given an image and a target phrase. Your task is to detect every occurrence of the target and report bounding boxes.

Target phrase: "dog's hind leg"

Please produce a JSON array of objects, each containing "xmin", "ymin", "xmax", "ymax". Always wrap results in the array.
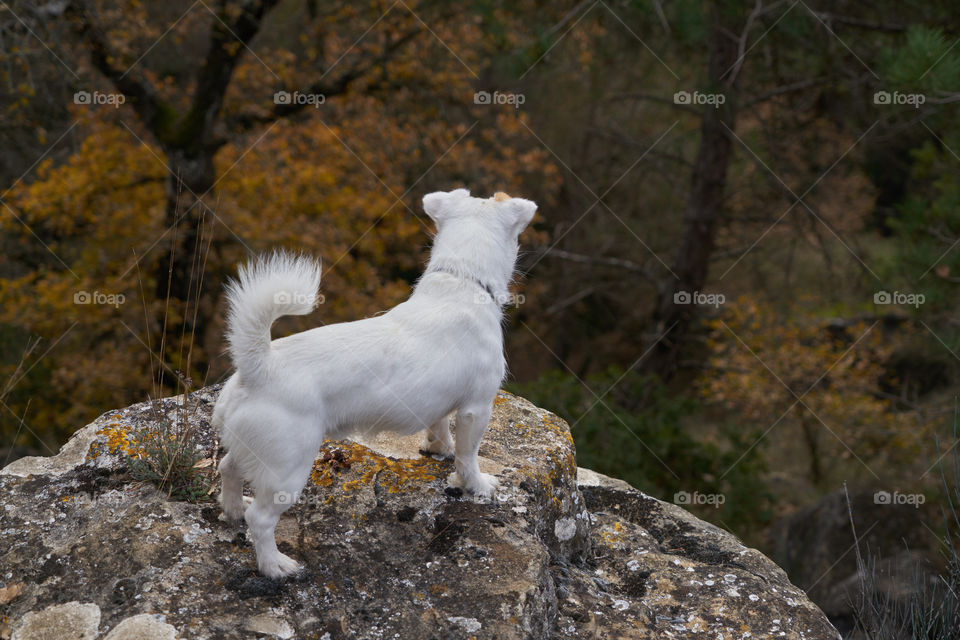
[
  {"xmin": 447, "ymin": 404, "xmax": 499, "ymax": 497},
  {"xmin": 422, "ymin": 413, "xmax": 455, "ymax": 458},
  {"xmin": 218, "ymin": 453, "xmax": 247, "ymax": 522},
  {"xmin": 244, "ymin": 456, "xmax": 314, "ymax": 579}
]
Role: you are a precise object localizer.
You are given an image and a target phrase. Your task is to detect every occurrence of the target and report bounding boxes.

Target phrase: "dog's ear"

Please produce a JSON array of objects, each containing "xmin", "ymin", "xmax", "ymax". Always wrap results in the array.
[
  {"xmin": 423, "ymin": 189, "xmax": 470, "ymax": 223},
  {"xmin": 501, "ymin": 197, "xmax": 537, "ymax": 234}
]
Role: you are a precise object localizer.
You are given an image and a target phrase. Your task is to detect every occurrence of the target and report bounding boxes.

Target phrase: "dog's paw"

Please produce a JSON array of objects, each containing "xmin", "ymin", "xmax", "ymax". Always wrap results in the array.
[
  {"xmin": 420, "ymin": 439, "xmax": 455, "ymax": 459},
  {"xmin": 220, "ymin": 495, "xmax": 252, "ymax": 522},
  {"xmin": 448, "ymin": 471, "xmax": 499, "ymax": 498},
  {"xmin": 259, "ymin": 552, "xmax": 302, "ymax": 579}
]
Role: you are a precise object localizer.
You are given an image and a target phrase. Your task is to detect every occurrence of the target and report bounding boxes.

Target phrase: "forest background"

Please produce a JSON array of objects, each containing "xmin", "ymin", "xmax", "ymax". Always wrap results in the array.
[{"xmin": 2, "ymin": 0, "xmax": 960, "ymax": 631}]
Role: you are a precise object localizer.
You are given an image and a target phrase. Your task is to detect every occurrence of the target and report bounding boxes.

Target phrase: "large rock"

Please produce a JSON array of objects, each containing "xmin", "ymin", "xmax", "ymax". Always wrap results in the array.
[{"xmin": 1, "ymin": 386, "xmax": 838, "ymax": 639}]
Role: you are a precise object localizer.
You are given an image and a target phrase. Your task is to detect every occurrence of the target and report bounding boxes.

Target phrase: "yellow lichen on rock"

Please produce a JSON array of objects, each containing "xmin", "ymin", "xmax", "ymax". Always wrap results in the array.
[
  {"xmin": 601, "ymin": 521, "xmax": 625, "ymax": 546},
  {"xmin": 311, "ymin": 440, "xmax": 446, "ymax": 494},
  {"xmin": 88, "ymin": 423, "xmax": 144, "ymax": 459},
  {"xmin": 542, "ymin": 414, "xmax": 574, "ymax": 446}
]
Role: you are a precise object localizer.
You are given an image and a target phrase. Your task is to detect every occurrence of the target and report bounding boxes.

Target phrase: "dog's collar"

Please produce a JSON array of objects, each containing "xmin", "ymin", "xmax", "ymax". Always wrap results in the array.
[{"xmin": 425, "ymin": 266, "xmax": 500, "ymax": 303}]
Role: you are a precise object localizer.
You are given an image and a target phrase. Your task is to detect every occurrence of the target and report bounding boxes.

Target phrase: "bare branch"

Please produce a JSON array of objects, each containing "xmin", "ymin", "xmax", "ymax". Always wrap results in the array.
[
  {"xmin": 542, "ymin": 0, "xmax": 593, "ymax": 39},
  {"xmin": 607, "ymin": 91, "xmax": 701, "ymax": 116},
  {"xmin": 722, "ymin": 125, "xmax": 870, "ymax": 277},
  {"xmin": 588, "ymin": 127, "xmax": 692, "ymax": 167},
  {"xmin": 808, "ymin": 11, "xmax": 906, "ymax": 33},
  {"xmin": 234, "ymin": 26, "xmax": 422, "ymax": 129},
  {"xmin": 652, "ymin": 0, "xmax": 670, "ymax": 35},
  {"xmin": 726, "ymin": 0, "xmax": 763, "ymax": 86},
  {"xmin": 66, "ymin": 0, "xmax": 164, "ymax": 133},
  {"xmin": 545, "ymin": 287, "xmax": 595, "ymax": 316},
  {"xmin": 68, "ymin": 0, "xmax": 282, "ymax": 149},
  {"xmin": 925, "ymin": 92, "xmax": 960, "ymax": 105},
  {"xmin": 538, "ymin": 247, "xmax": 663, "ymax": 289},
  {"xmin": 744, "ymin": 76, "xmax": 829, "ymax": 108}
]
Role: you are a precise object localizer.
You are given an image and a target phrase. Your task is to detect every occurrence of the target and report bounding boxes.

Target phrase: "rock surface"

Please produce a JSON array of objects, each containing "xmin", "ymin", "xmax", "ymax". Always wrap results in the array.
[{"xmin": 0, "ymin": 386, "xmax": 838, "ymax": 639}]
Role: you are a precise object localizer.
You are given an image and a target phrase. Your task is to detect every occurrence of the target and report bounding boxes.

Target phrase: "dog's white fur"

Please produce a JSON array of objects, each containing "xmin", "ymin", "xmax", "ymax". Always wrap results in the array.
[{"xmin": 212, "ymin": 189, "xmax": 537, "ymax": 578}]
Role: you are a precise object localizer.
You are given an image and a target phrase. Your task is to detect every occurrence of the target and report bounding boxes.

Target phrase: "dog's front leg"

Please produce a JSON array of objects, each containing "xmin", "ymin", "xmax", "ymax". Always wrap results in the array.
[
  {"xmin": 422, "ymin": 414, "xmax": 456, "ymax": 458},
  {"xmin": 447, "ymin": 405, "xmax": 499, "ymax": 497}
]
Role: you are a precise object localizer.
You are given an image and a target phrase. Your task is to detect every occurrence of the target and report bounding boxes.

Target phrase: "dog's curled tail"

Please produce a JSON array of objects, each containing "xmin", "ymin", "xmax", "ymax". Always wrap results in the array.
[{"xmin": 225, "ymin": 251, "xmax": 322, "ymax": 383}]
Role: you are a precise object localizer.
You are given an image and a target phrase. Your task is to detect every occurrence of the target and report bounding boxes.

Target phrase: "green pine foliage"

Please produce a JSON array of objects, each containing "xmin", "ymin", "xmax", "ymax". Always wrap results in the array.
[{"xmin": 882, "ymin": 26, "xmax": 960, "ymax": 92}]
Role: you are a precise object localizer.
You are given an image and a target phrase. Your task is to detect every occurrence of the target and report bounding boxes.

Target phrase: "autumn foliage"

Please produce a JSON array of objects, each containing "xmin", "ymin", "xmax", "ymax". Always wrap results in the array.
[{"xmin": 0, "ymin": 0, "xmax": 562, "ymax": 449}]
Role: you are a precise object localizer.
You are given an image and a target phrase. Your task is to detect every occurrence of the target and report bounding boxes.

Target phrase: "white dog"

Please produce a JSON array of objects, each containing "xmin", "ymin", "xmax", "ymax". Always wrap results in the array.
[{"xmin": 212, "ymin": 189, "xmax": 537, "ymax": 578}]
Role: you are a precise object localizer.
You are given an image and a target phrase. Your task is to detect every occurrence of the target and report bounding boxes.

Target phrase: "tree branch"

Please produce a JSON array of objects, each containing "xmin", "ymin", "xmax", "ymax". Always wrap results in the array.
[
  {"xmin": 542, "ymin": 0, "xmax": 593, "ymax": 39},
  {"xmin": 181, "ymin": 0, "xmax": 282, "ymax": 150},
  {"xmin": 726, "ymin": 0, "xmax": 763, "ymax": 86},
  {"xmin": 743, "ymin": 76, "xmax": 829, "ymax": 108},
  {"xmin": 232, "ymin": 26, "xmax": 422, "ymax": 129},
  {"xmin": 607, "ymin": 91, "xmax": 702, "ymax": 116},
  {"xmin": 287, "ymin": 27, "xmax": 420, "ymax": 117},
  {"xmin": 722, "ymin": 124, "xmax": 868, "ymax": 276},
  {"xmin": 538, "ymin": 247, "xmax": 663, "ymax": 290},
  {"xmin": 66, "ymin": 0, "xmax": 164, "ymax": 133},
  {"xmin": 808, "ymin": 11, "xmax": 906, "ymax": 34},
  {"xmin": 68, "ymin": 0, "xmax": 282, "ymax": 150},
  {"xmin": 545, "ymin": 287, "xmax": 595, "ymax": 316},
  {"xmin": 588, "ymin": 127, "xmax": 692, "ymax": 167}
]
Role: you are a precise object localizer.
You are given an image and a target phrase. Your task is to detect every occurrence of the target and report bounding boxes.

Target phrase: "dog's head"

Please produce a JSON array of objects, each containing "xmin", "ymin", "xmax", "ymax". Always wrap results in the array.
[
  {"xmin": 422, "ymin": 189, "xmax": 537, "ymax": 238},
  {"xmin": 421, "ymin": 188, "xmax": 538, "ymax": 289}
]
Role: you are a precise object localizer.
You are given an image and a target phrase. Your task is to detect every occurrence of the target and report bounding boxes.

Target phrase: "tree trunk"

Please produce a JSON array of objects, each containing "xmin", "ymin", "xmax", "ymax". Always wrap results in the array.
[
  {"xmin": 800, "ymin": 413, "xmax": 823, "ymax": 486},
  {"xmin": 66, "ymin": 0, "xmax": 421, "ymax": 390},
  {"xmin": 153, "ymin": 149, "xmax": 219, "ymax": 386},
  {"xmin": 641, "ymin": 1, "xmax": 742, "ymax": 382}
]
